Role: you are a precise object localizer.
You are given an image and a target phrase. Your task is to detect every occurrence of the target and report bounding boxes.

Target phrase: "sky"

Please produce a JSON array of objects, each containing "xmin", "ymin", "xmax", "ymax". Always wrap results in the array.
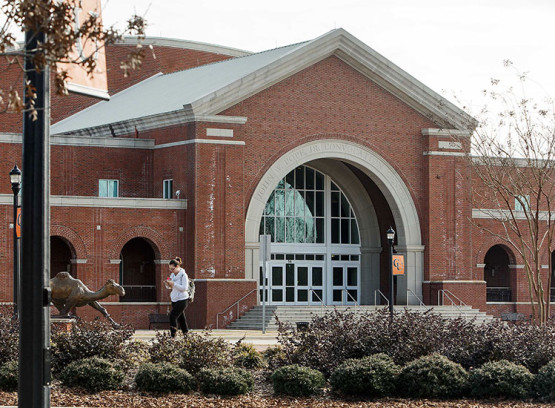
[{"xmin": 100, "ymin": 0, "xmax": 555, "ymax": 115}]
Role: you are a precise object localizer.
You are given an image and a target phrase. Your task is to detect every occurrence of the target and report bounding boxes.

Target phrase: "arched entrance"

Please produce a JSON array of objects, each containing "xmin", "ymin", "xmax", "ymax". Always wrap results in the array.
[
  {"xmin": 484, "ymin": 245, "xmax": 513, "ymax": 302},
  {"xmin": 50, "ymin": 236, "xmax": 75, "ymax": 278},
  {"xmin": 120, "ymin": 238, "xmax": 157, "ymax": 302},
  {"xmin": 246, "ymin": 140, "xmax": 424, "ymax": 305}
]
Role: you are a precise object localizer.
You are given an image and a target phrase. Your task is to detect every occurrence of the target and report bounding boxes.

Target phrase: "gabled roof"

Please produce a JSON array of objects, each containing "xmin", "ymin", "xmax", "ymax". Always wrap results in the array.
[{"xmin": 51, "ymin": 29, "xmax": 475, "ymax": 136}]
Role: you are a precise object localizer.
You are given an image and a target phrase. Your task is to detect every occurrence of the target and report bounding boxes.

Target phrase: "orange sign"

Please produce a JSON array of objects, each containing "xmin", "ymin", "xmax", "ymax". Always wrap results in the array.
[
  {"xmin": 16, "ymin": 207, "xmax": 21, "ymax": 238},
  {"xmin": 59, "ymin": 0, "xmax": 109, "ymax": 100},
  {"xmin": 392, "ymin": 254, "xmax": 405, "ymax": 275}
]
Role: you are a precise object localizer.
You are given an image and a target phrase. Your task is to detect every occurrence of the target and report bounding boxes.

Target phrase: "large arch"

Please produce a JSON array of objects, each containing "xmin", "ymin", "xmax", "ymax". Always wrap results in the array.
[{"xmin": 245, "ymin": 139, "xmax": 424, "ymax": 303}]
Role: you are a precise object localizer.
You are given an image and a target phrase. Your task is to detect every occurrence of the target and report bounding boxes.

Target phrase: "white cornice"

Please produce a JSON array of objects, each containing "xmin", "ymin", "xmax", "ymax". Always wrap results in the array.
[
  {"xmin": 422, "ymin": 128, "xmax": 472, "ymax": 137},
  {"xmin": 472, "ymin": 208, "xmax": 552, "ymax": 220},
  {"xmin": 0, "ymin": 195, "xmax": 187, "ymax": 209},
  {"xmin": 423, "ymin": 151, "xmax": 466, "ymax": 157},
  {"xmin": 118, "ymin": 36, "xmax": 251, "ymax": 57}
]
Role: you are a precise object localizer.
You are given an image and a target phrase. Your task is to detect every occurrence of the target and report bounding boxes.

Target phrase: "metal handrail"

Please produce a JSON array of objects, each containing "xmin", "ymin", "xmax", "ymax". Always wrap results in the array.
[
  {"xmin": 342, "ymin": 289, "xmax": 360, "ymax": 310},
  {"xmin": 437, "ymin": 289, "xmax": 466, "ymax": 314},
  {"xmin": 407, "ymin": 288, "xmax": 425, "ymax": 308},
  {"xmin": 216, "ymin": 288, "xmax": 258, "ymax": 329},
  {"xmin": 308, "ymin": 288, "xmax": 327, "ymax": 314},
  {"xmin": 374, "ymin": 289, "xmax": 390, "ymax": 306}
]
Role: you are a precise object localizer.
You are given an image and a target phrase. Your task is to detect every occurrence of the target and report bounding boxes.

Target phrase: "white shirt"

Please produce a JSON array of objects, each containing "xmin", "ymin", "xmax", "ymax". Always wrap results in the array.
[{"xmin": 168, "ymin": 268, "xmax": 189, "ymax": 302}]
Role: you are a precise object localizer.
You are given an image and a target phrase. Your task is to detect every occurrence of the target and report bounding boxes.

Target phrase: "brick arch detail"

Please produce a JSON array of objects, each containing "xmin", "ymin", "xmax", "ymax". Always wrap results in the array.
[
  {"xmin": 474, "ymin": 238, "xmax": 518, "ymax": 266},
  {"xmin": 50, "ymin": 224, "xmax": 88, "ymax": 259},
  {"xmin": 108, "ymin": 226, "xmax": 170, "ymax": 260}
]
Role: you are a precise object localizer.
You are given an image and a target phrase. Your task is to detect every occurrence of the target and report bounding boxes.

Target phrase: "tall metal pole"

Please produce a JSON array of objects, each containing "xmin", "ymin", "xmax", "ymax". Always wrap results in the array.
[
  {"xmin": 12, "ymin": 184, "xmax": 19, "ymax": 317},
  {"xmin": 19, "ymin": 28, "xmax": 51, "ymax": 408},
  {"xmin": 387, "ymin": 227, "xmax": 395, "ymax": 322}
]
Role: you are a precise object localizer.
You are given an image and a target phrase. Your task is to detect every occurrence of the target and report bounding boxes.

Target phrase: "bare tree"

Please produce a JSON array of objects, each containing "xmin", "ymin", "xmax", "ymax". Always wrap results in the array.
[
  {"xmin": 468, "ymin": 64, "xmax": 555, "ymax": 324},
  {"xmin": 0, "ymin": 0, "xmax": 147, "ymax": 117}
]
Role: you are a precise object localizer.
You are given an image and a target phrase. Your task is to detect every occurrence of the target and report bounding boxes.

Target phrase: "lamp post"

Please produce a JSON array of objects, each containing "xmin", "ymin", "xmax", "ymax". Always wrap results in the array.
[
  {"xmin": 386, "ymin": 226, "xmax": 395, "ymax": 321},
  {"xmin": 10, "ymin": 164, "xmax": 21, "ymax": 317}
]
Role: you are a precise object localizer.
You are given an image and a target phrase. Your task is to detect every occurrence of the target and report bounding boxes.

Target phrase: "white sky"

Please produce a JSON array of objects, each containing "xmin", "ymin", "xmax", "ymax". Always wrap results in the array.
[{"xmin": 102, "ymin": 0, "xmax": 555, "ymax": 113}]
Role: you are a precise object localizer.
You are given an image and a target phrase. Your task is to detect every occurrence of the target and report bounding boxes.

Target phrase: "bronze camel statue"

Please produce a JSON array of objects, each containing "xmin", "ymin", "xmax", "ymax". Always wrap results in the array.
[{"xmin": 50, "ymin": 272, "xmax": 125, "ymax": 327}]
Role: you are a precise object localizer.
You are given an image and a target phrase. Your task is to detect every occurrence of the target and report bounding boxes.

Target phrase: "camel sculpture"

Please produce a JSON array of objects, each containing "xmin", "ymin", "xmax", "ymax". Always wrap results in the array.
[{"xmin": 50, "ymin": 272, "xmax": 125, "ymax": 327}]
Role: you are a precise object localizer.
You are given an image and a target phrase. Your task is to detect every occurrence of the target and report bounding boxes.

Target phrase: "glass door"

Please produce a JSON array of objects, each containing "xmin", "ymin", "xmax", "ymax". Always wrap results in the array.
[
  {"xmin": 331, "ymin": 264, "xmax": 359, "ymax": 305},
  {"xmin": 267, "ymin": 262, "xmax": 326, "ymax": 305}
]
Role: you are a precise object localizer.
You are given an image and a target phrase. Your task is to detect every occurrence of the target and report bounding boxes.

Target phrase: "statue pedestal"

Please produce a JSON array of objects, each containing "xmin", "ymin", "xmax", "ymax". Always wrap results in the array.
[{"xmin": 51, "ymin": 316, "xmax": 76, "ymax": 332}]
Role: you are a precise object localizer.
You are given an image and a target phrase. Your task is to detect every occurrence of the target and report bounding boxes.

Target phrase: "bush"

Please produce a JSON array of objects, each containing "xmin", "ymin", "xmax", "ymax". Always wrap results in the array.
[
  {"xmin": 469, "ymin": 360, "xmax": 534, "ymax": 399},
  {"xmin": 51, "ymin": 320, "xmax": 134, "ymax": 373},
  {"xmin": 535, "ymin": 359, "xmax": 555, "ymax": 401},
  {"xmin": 272, "ymin": 364, "xmax": 325, "ymax": 397},
  {"xmin": 397, "ymin": 354, "xmax": 468, "ymax": 399},
  {"xmin": 118, "ymin": 340, "xmax": 151, "ymax": 370},
  {"xmin": 233, "ymin": 343, "xmax": 266, "ymax": 369},
  {"xmin": 198, "ymin": 367, "xmax": 254, "ymax": 396},
  {"xmin": 0, "ymin": 360, "xmax": 18, "ymax": 392},
  {"xmin": 149, "ymin": 331, "xmax": 233, "ymax": 372},
  {"xmin": 58, "ymin": 356, "xmax": 125, "ymax": 392},
  {"xmin": 0, "ymin": 310, "xmax": 18, "ymax": 365},
  {"xmin": 263, "ymin": 345, "xmax": 288, "ymax": 372},
  {"xmin": 330, "ymin": 353, "xmax": 400, "ymax": 397},
  {"xmin": 135, "ymin": 362, "xmax": 194, "ymax": 394}
]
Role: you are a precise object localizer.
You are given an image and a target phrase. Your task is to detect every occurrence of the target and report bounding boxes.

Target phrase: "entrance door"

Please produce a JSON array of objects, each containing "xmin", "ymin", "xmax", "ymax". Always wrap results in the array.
[
  {"xmin": 331, "ymin": 264, "xmax": 360, "ymax": 305},
  {"xmin": 268, "ymin": 262, "xmax": 325, "ymax": 305}
]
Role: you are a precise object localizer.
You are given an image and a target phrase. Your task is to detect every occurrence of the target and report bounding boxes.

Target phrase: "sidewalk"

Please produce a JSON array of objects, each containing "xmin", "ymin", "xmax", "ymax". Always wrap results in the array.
[{"xmin": 133, "ymin": 329, "xmax": 280, "ymax": 350}]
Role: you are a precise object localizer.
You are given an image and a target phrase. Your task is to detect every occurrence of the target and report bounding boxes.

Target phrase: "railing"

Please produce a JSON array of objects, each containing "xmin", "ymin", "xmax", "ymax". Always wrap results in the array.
[
  {"xmin": 120, "ymin": 285, "xmax": 156, "ymax": 302},
  {"xmin": 486, "ymin": 287, "xmax": 512, "ymax": 302},
  {"xmin": 342, "ymin": 289, "xmax": 360, "ymax": 311},
  {"xmin": 216, "ymin": 289, "xmax": 258, "ymax": 329},
  {"xmin": 407, "ymin": 288, "xmax": 425, "ymax": 308},
  {"xmin": 374, "ymin": 289, "xmax": 390, "ymax": 306},
  {"xmin": 437, "ymin": 289, "xmax": 466, "ymax": 314},
  {"xmin": 308, "ymin": 288, "xmax": 327, "ymax": 314}
]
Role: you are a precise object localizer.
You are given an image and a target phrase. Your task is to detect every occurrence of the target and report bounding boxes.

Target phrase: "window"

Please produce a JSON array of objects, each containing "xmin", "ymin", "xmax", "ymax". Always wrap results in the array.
[
  {"xmin": 163, "ymin": 179, "xmax": 173, "ymax": 199},
  {"xmin": 99, "ymin": 179, "xmax": 118, "ymax": 197},
  {"xmin": 515, "ymin": 195, "xmax": 530, "ymax": 212}
]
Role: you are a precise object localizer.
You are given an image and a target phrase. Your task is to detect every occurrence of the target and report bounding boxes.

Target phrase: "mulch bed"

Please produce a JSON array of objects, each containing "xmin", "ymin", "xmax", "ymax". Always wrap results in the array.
[{"xmin": 1, "ymin": 389, "xmax": 553, "ymax": 407}]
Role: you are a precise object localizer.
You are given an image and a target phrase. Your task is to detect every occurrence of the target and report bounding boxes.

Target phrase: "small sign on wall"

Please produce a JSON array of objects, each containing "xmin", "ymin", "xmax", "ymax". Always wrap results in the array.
[{"xmin": 392, "ymin": 254, "xmax": 405, "ymax": 275}]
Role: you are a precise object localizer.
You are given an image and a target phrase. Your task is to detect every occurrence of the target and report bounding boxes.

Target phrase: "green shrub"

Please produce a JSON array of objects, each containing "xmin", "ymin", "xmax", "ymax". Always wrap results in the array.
[
  {"xmin": 58, "ymin": 356, "xmax": 125, "ymax": 392},
  {"xmin": 397, "ymin": 354, "xmax": 468, "ymax": 399},
  {"xmin": 535, "ymin": 359, "xmax": 555, "ymax": 401},
  {"xmin": 135, "ymin": 362, "xmax": 194, "ymax": 394},
  {"xmin": 469, "ymin": 360, "xmax": 534, "ymax": 399},
  {"xmin": 198, "ymin": 367, "xmax": 254, "ymax": 396},
  {"xmin": 0, "ymin": 360, "xmax": 18, "ymax": 391},
  {"xmin": 272, "ymin": 364, "xmax": 325, "ymax": 397},
  {"xmin": 0, "ymin": 311, "xmax": 18, "ymax": 365},
  {"xmin": 330, "ymin": 353, "xmax": 400, "ymax": 397},
  {"xmin": 233, "ymin": 343, "xmax": 266, "ymax": 369},
  {"xmin": 263, "ymin": 345, "xmax": 288, "ymax": 371},
  {"xmin": 51, "ymin": 320, "xmax": 134, "ymax": 373},
  {"xmin": 149, "ymin": 331, "xmax": 233, "ymax": 372}
]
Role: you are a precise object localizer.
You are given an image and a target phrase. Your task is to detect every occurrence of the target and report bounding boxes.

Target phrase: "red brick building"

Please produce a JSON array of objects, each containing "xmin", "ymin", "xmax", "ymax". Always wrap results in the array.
[{"xmin": 1, "ymin": 29, "xmax": 553, "ymax": 328}]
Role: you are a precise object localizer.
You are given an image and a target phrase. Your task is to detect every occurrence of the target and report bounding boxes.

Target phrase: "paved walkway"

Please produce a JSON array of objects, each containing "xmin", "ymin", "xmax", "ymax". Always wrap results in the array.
[{"xmin": 133, "ymin": 329, "xmax": 280, "ymax": 350}]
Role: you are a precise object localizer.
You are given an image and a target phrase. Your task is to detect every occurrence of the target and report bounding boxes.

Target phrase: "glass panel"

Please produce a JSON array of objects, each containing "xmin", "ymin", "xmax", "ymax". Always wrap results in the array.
[
  {"xmin": 312, "ymin": 267, "xmax": 323, "ymax": 286},
  {"xmin": 259, "ymin": 267, "xmax": 263, "ymax": 284},
  {"xmin": 347, "ymin": 289, "xmax": 358, "ymax": 303},
  {"xmin": 305, "ymin": 254, "xmax": 315, "ymax": 261},
  {"xmin": 260, "ymin": 289, "xmax": 268, "ymax": 302},
  {"xmin": 331, "ymin": 219, "xmax": 340, "ymax": 244},
  {"xmin": 316, "ymin": 192, "xmax": 324, "ymax": 216},
  {"xmin": 305, "ymin": 217, "xmax": 315, "ymax": 243},
  {"xmin": 285, "ymin": 190, "xmax": 295, "ymax": 216},
  {"xmin": 331, "ymin": 182, "xmax": 339, "ymax": 191},
  {"xmin": 264, "ymin": 191, "xmax": 275, "ymax": 215},
  {"xmin": 331, "ymin": 254, "xmax": 340, "ymax": 260},
  {"xmin": 272, "ymin": 289, "xmax": 283, "ymax": 302},
  {"xmin": 347, "ymin": 267, "xmax": 358, "ymax": 286},
  {"xmin": 275, "ymin": 190, "xmax": 285, "ymax": 216},
  {"xmin": 351, "ymin": 219, "xmax": 360, "ymax": 244},
  {"xmin": 295, "ymin": 218, "xmax": 305, "ymax": 243},
  {"xmin": 286, "ymin": 254, "xmax": 294, "ymax": 260},
  {"xmin": 295, "ymin": 191, "xmax": 305, "ymax": 216},
  {"xmin": 341, "ymin": 219, "xmax": 349, "ymax": 243},
  {"xmin": 286, "ymin": 171, "xmax": 294, "ymax": 188},
  {"xmin": 259, "ymin": 220, "xmax": 264, "ymax": 236},
  {"xmin": 264, "ymin": 217, "xmax": 275, "ymax": 241},
  {"xmin": 316, "ymin": 172, "xmax": 324, "ymax": 190},
  {"xmin": 331, "ymin": 192, "xmax": 340, "ymax": 217},
  {"xmin": 316, "ymin": 255, "xmax": 325, "ymax": 261},
  {"xmin": 99, "ymin": 180, "xmax": 108, "ymax": 197},
  {"xmin": 295, "ymin": 254, "xmax": 304, "ymax": 260},
  {"xmin": 333, "ymin": 267, "xmax": 343, "ymax": 286},
  {"xmin": 306, "ymin": 167, "xmax": 314, "ymax": 189},
  {"xmin": 275, "ymin": 254, "xmax": 284, "ymax": 260},
  {"xmin": 286, "ymin": 264, "xmax": 294, "ymax": 286},
  {"xmin": 341, "ymin": 255, "xmax": 349, "ymax": 261},
  {"xmin": 286, "ymin": 287, "xmax": 295, "ymax": 302},
  {"xmin": 276, "ymin": 217, "xmax": 285, "ymax": 242},
  {"xmin": 351, "ymin": 255, "xmax": 359, "ymax": 261},
  {"xmin": 305, "ymin": 191, "xmax": 315, "ymax": 216},
  {"xmin": 286, "ymin": 217, "xmax": 296, "ymax": 243},
  {"xmin": 340, "ymin": 193, "xmax": 350, "ymax": 217},
  {"xmin": 109, "ymin": 181, "xmax": 118, "ymax": 197},
  {"xmin": 298, "ymin": 267, "xmax": 308, "ymax": 286},
  {"xmin": 316, "ymin": 218, "xmax": 324, "ymax": 243},
  {"xmin": 333, "ymin": 290, "xmax": 342, "ymax": 302},
  {"xmin": 312, "ymin": 289, "xmax": 323, "ymax": 302},
  {"xmin": 272, "ymin": 267, "xmax": 283, "ymax": 286},
  {"xmin": 295, "ymin": 167, "xmax": 304, "ymax": 189},
  {"xmin": 276, "ymin": 178, "xmax": 285, "ymax": 189},
  {"xmin": 298, "ymin": 289, "xmax": 308, "ymax": 302}
]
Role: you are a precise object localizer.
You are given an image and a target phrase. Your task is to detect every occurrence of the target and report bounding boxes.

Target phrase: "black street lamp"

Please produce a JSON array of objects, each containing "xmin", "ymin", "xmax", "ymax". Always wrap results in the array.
[
  {"xmin": 386, "ymin": 226, "xmax": 395, "ymax": 321},
  {"xmin": 9, "ymin": 164, "xmax": 21, "ymax": 317}
]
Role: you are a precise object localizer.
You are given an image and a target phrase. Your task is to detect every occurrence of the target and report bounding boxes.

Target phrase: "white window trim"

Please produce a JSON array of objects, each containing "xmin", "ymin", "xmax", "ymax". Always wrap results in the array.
[
  {"xmin": 98, "ymin": 179, "xmax": 119, "ymax": 198},
  {"xmin": 163, "ymin": 179, "xmax": 173, "ymax": 199}
]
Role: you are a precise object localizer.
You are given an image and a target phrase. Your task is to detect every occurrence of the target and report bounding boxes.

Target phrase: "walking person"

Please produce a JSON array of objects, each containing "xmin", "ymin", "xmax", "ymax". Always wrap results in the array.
[{"xmin": 165, "ymin": 257, "xmax": 190, "ymax": 337}]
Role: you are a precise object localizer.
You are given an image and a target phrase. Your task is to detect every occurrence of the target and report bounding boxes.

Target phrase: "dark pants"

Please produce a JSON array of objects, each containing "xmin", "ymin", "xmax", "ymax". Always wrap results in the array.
[{"xmin": 169, "ymin": 299, "xmax": 189, "ymax": 337}]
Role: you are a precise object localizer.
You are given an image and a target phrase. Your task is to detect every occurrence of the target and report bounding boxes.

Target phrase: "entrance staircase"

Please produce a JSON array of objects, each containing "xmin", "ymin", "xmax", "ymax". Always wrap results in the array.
[{"xmin": 226, "ymin": 305, "xmax": 494, "ymax": 330}]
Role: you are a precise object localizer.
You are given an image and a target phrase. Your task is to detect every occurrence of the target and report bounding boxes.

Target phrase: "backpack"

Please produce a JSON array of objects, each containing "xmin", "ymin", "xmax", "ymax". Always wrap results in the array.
[{"xmin": 187, "ymin": 279, "xmax": 195, "ymax": 303}]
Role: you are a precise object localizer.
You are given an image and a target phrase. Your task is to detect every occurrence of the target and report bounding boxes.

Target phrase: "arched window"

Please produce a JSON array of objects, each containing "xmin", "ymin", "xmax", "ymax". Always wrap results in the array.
[
  {"xmin": 50, "ymin": 236, "xmax": 75, "ymax": 278},
  {"xmin": 484, "ymin": 245, "xmax": 512, "ymax": 302},
  {"xmin": 120, "ymin": 238, "xmax": 156, "ymax": 302}
]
